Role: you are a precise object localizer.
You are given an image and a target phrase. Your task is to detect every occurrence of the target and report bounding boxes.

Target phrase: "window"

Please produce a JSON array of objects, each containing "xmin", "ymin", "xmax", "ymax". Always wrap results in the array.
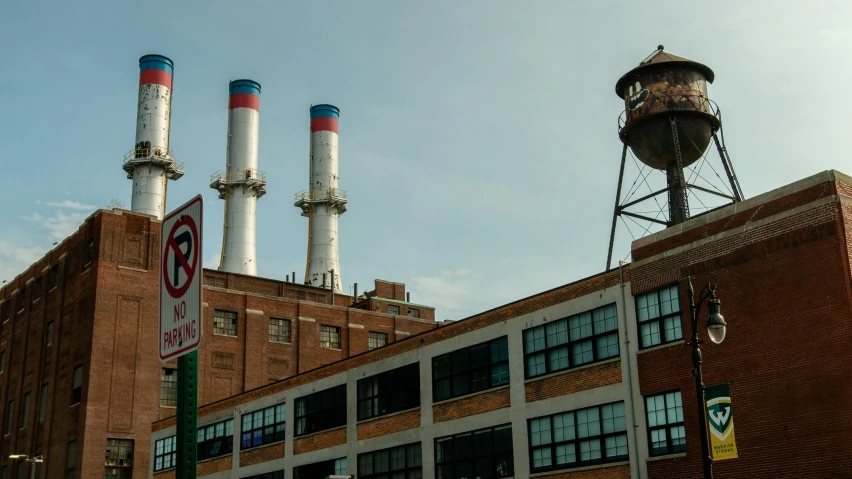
[
  {"xmin": 293, "ymin": 457, "xmax": 347, "ymax": 479},
  {"xmin": 0, "ymin": 351, "xmax": 5, "ymax": 373},
  {"xmin": 368, "ymin": 331, "xmax": 388, "ymax": 350},
  {"xmin": 5, "ymin": 401, "xmax": 13, "ymax": 434},
  {"xmin": 357, "ymin": 363, "xmax": 420, "ymax": 421},
  {"xmin": 408, "ymin": 308, "xmax": 420, "ymax": 319},
  {"xmin": 38, "ymin": 384, "xmax": 47, "ymax": 422},
  {"xmin": 646, "ymin": 391, "xmax": 685, "ymax": 456},
  {"xmin": 432, "ymin": 336, "xmax": 509, "ymax": 402},
  {"xmin": 50, "ymin": 264, "xmax": 60, "ymax": 290},
  {"xmin": 388, "ymin": 304, "xmax": 400, "ymax": 315},
  {"xmin": 153, "ymin": 436, "xmax": 176, "ymax": 471},
  {"xmin": 214, "ymin": 310, "xmax": 237, "ymax": 336},
  {"xmin": 197, "ymin": 418, "xmax": 233, "ymax": 460},
  {"xmin": 105, "ymin": 439, "xmax": 133, "ymax": 479},
  {"xmin": 1, "ymin": 301, "xmax": 9, "ymax": 321},
  {"xmin": 32, "ymin": 278, "xmax": 41, "ymax": 302},
  {"xmin": 435, "ymin": 424, "xmax": 514, "ymax": 478},
  {"xmin": 84, "ymin": 238, "xmax": 94, "ymax": 265},
  {"xmin": 359, "ymin": 442, "xmax": 422, "ymax": 479},
  {"xmin": 20, "ymin": 392, "xmax": 29, "ymax": 430},
  {"xmin": 295, "ymin": 384, "xmax": 346, "ymax": 436},
  {"xmin": 244, "ymin": 471, "xmax": 285, "ymax": 479},
  {"xmin": 71, "ymin": 366, "xmax": 83, "ymax": 405},
  {"xmin": 523, "ymin": 303, "xmax": 619, "ymax": 379},
  {"xmin": 66, "ymin": 440, "xmax": 77, "ymax": 479},
  {"xmin": 15, "ymin": 462, "xmax": 21, "ymax": 479},
  {"xmin": 268, "ymin": 318, "xmax": 291, "ymax": 343},
  {"xmin": 320, "ymin": 324, "xmax": 341, "ymax": 349},
  {"xmin": 160, "ymin": 368, "xmax": 177, "ymax": 407},
  {"xmin": 636, "ymin": 285, "xmax": 683, "ymax": 348},
  {"xmin": 529, "ymin": 402, "xmax": 628, "ymax": 473},
  {"xmin": 17, "ymin": 287, "xmax": 26, "ymax": 312},
  {"xmin": 46, "ymin": 321, "xmax": 54, "ymax": 347},
  {"xmin": 241, "ymin": 403, "xmax": 286, "ymax": 449}
]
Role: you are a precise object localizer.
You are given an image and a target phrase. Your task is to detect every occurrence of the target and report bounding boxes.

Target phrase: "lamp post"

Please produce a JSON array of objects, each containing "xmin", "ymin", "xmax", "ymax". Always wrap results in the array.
[{"xmin": 686, "ymin": 276, "xmax": 728, "ymax": 479}]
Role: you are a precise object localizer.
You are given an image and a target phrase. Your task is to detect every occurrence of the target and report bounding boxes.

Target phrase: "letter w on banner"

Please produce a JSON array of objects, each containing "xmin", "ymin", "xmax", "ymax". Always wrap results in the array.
[{"xmin": 706, "ymin": 383, "xmax": 738, "ymax": 461}]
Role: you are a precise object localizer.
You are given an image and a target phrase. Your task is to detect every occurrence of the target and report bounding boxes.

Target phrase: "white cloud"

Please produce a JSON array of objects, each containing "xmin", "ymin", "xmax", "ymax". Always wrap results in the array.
[
  {"xmin": 410, "ymin": 269, "xmax": 476, "ymax": 320},
  {"xmin": 22, "ymin": 209, "xmax": 88, "ymax": 242},
  {"xmin": 44, "ymin": 200, "xmax": 97, "ymax": 211},
  {"xmin": 0, "ymin": 242, "xmax": 46, "ymax": 284}
]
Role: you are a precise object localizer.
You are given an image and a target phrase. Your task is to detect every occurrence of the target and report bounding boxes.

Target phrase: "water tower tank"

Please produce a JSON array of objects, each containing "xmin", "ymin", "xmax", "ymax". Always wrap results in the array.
[{"xmin": 615, "ymin": 46, "xmax": 719, "ymax": 170}]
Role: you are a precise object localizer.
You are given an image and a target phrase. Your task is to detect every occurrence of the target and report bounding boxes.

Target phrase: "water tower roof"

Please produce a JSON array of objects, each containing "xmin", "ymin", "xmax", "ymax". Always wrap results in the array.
[{"xmin": 615, "ymin": 48, "xmax": 715, "ymax": 99}]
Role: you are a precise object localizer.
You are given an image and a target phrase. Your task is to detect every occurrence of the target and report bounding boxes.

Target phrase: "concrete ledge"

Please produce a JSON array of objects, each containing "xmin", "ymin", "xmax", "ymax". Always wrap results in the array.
[
  {"xmin": 647, "ymin": 452, "xmax": 687, "ymax": 462},
  {"xmin": 246, "ymin": 309, "xmax": 264, "ymax": 316}
]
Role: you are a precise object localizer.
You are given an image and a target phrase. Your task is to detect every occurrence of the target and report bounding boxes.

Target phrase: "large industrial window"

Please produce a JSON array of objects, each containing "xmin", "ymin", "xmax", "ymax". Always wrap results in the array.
[
  {"xmin": 38, "ymin": 384, "xmax": 47, "ymax": 422},
  {"xmin": 529, "ymin": 401, "xmax": 628, "ymax": 473},
  {"xmin": 293, "ymin": 457, "xmax": 347, "ymax": 479},
  {"xmin": 320, "ymin": 325, "xmax": 341, "ymax": 349},
  {"xmin": 66, "ymin": 440, "xmax": 77, "ymax": 478},
  {"xmin": 388, "ymin": 305, "xmax": 400, "ymax": 315},
  {"xmin": 50, "ymin": 264, "xmax": 60, "ymax": 290},
  {"xmin": 368, "ymin": 331, "xmax": 388, "ymax": 350},
  {"xmin": 523, "ymin": 303, "xmax": 619, "ymax": 379},
  {"xmin": 358, "ymin": 442, "xmax": 422, "ymax": 479},
  {"xmin": 435, "ymin": 424, "xmax": 514, "ymax": 478},
  {"xmin": 636, "ymin": 285, "xmax": 683, "ymax": 348},
  {"xmin": 268, "ymin": 318, "xmax": 291, "ymax": 343},
  {"xmin": 84, "ymin": 238, "xmax": 95, "ymax": 265},
  {"xmin": 244, "ymin": 471, "xmax": 285, "ymax": 479},
  {"xmin": 46, "ymin": 321, "xmax": 54, "ymax": 347},
  {"xmin": 105, "ymin": 439, "xmax": 133, "ymax": 479},
  {"xmin": 197, "ymin": 418, "xmax": 233, "ymax": 461},
  {"xmin": 214, "ymin": 310, "xmax": 238, "ymax": 337},
  {"xmin": 295, "ymin": 384, "xmax": 346, "ymax": 436},
  {"xmin": 153, "ymin": 436, "xmax": 176, "ymax": 471},
  {"xmin": 357, "ymin": 363, "xmax": 420, "ymax": 421},
  {"xmin": 16, "ymin": 287, "xmax": 26, "ymax": 312},
  {"xmin": 5, "ymin": 401, "xmax": 13, "ymax": 434},
  {"xmin": 0, "ymin": 351, "xmax": 4, "ymax": 373},
  {"xmin": 160, "ymin": 368, "xmax": 177, "ymax": 407},
  {"xmin": 71, "ymin": 366, "xmax": 83, "ymax": 405},
  {"xmin": 432, "ymin": 336, "xmax": 509, "ymax": 402},
  {"xmin": 1, "ymin": 301, "xmax": 9, "ymax": 321},
  {"xmin": 241, "ymin": 403, "xmax": 286, "ymax": 449},
  {"xmin": 646, "ymin": 391, "xmax": 685, "ymax": 456},
  {"xmin": 32, "ymin": 278, "xmax": 41, "ymax": 302},
  {"xmin": 20, "ymin": 392, "xmax": 30, "ymax": 430},
  {"xmin": 408, "ymin": 308, "xmax": 420, "ymax": 319}
]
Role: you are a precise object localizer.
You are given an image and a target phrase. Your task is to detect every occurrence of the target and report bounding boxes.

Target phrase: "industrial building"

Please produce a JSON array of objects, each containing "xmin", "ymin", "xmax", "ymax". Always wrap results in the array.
[
  {"xmin": 149, "ymin": 169, "xmax": 852, "ymax": 479},
  {"xmin": 0, "ymin": 55, "xmax": 436, "ymax": 479}
]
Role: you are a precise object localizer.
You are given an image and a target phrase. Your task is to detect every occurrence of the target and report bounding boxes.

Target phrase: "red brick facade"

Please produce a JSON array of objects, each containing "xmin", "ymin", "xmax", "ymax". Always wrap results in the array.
[
  {"xmin": 292, "ymin": 427, "xmax": 347, "ymax": 454},
  {"xmin": 525, "ymin": 360, "xmax": 622, "ymax": 403},
  {"xmin": 356, "ymin": 408, "xmax": 420, "ymax": 440},
  {"xmin": 239, "ymin": 442, "xmax": 284, "ymax": 467},
  {"xmin": 432, "ymin": 387, "xmax": 511, "ymax": 423}
]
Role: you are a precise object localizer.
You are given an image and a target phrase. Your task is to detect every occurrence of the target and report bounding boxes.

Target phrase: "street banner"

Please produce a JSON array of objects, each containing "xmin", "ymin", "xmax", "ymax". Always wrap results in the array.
[{"xmin": 706, "ymin": 383, "xmax": 738, "ymax": 461}]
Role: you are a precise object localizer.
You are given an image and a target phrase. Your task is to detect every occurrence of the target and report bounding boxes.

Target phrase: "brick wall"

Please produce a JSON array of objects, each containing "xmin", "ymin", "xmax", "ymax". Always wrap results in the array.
[
  {"xmin": 635, "ymin": 180, "xmax": 852, "ymax": 478},
  {"xmin": 525, "ymin": 360, "xmax": 622, "ymax": 403},
  {"xmin": 357, "ymin": 409, "xmax": 420, "ymax": 440},
  {"xmin": 292, "ymin": 427, "xmax": 347, "ymax": 454},
  {"xmin": 196, "ymin": 456, "xmax": 232, "ymax": 476},
  {"xmin": 239, "ymin": 442, "xmax": 285, "ymax": 467},
  {"xmin": 433, "ymin": 387, "xmax": 511, "ymax": 423},
  {"xmin": 535, "ymin": 464, "xmax": 630, "ymax": 479}
]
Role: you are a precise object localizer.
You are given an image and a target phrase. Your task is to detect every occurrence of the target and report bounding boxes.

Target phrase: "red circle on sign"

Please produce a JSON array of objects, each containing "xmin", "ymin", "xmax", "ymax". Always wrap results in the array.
[{"xmin": 163, "ymin": 215, "xmax": 199, "ymax": 298}]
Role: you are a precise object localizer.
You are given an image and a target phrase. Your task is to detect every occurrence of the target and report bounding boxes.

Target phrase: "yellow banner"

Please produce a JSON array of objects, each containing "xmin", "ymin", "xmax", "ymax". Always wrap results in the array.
[{"xmin": 706, "ymin": 383, "xmax": 738, "ymax": 460}]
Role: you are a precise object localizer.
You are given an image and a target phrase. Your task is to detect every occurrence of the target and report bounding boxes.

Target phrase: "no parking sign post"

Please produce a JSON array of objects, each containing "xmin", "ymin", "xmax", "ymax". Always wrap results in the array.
[{"xmin": 160, "ymin": 194, "xmax": 203, "ymax": 479}]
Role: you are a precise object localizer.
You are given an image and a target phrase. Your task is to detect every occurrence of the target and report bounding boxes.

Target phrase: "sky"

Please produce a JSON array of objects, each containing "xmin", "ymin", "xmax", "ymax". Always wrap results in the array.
[{"xmin": 1, "ymin": 1, "xmax": 850, "ymax": 320}]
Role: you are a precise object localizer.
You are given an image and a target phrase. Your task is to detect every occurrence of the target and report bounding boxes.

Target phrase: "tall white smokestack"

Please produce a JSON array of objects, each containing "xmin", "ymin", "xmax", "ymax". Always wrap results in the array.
[
  {"xmin": 123, "ymin": 54, "xmax": 184, "ymax": 219},
  {"xmin": 295, "ymin": 104, "xmax": 346, "ymax": 292},
  {"xmin": 211, "ymin": 80, "xmax": 266, "ymax": 276}
]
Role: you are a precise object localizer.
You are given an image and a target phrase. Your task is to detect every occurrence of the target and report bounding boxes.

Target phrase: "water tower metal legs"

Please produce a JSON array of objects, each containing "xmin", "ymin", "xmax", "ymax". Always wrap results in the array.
[
  {"xmin": 667, "ymin": 164, "xmax": 689, "ymax": 225},
  {"xmin": 712, "ymin": 131, "xmax": 744, "ymax": 202},
  {"xmin": 605, "ymin": 142, "xmax": 629, "ymax": 271}
]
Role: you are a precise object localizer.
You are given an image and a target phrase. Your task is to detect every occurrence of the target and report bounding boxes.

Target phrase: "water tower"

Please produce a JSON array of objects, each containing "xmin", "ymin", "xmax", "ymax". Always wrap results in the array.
[{"xmin": 605, "ymin": 46, "xmax": 744, "ymax": 270}]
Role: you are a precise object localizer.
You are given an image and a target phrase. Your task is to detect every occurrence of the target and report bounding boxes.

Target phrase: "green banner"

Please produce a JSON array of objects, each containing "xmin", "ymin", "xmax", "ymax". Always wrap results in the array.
[{"xmin": 705, "ymin": 383, "xmax": 738, "ymax": 461}]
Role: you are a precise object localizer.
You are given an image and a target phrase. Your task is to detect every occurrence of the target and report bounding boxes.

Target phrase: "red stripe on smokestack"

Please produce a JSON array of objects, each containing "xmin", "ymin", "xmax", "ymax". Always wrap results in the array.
[
  {"xmin": 310, "ymin": 117, "xmax": 338, "ymax": 134},
  {"xmin": 229, "ymin": 93, "xmax": 260, "ymax": 111}
]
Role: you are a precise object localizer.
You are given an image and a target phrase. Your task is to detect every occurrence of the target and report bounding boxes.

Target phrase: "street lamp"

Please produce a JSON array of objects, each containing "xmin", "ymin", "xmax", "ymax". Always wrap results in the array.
[
  {"xmin": 8, "ymin": 454, "xmax": 43, "ymax": 479},
  {"xmin": 686, "ymin": 276, "xmax": 728, "ymax": 479}
]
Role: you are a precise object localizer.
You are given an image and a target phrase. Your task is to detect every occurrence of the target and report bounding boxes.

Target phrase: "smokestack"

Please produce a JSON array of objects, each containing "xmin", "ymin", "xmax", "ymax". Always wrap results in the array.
[
  {"xmin": 212, "ymin": 80, "xmax": 266, "ymax": 276},
  {"xmin": 124, "ymin": 54, "xmax": 183, "ymax": 219},
  {"xmin": 295, "ymin": 104, "xmax": 347, "ymax": 292}
]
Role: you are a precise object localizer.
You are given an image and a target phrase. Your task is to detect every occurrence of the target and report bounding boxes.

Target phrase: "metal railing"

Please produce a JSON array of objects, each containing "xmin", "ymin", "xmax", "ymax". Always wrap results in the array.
[
  {"xmin": 123, "ymin": 145, "xmax": 173, "ymax": 163},
  {"xmin": 294, "ymin": 188, "xmax": 348, "ymax": 202},
  {"xmin": 210, "ymin": 169, "xmax": 267, "ymax": 184},
  {"xmin": 618, "ymin": 95, "xmax": 720, "ymax": 135}
]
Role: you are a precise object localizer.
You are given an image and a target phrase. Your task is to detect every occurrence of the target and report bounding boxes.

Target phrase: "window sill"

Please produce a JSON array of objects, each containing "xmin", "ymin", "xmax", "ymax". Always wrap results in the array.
[
  {"xmin": 49, "ymin": 287, "xmax": 57, "ymax": 293},
  {"xmin": 118, "ymin": 266, "xmax": 148, "ymax": 273},
  {"xmin": 637, "ymin": 339, "xmax": 685, "ymax": 355},
  {"xmin": 81, "ymin": 268, "xmax": 91, "ymax": 276},
  {"xmin": 321, "ymin": 347, "xmax": 342, "ymax": 351},
  {"xmin": 269, "ymin": 340, "xmax": 292, "ymax": 346},
  {"xmin": 197, "ymin": 453, "xmax": 232, "ymax": 464},
  {"xmin": 294, "ymin": 424, "xmax": 346, "ymax": 440},
  {"xmin": 357, "ymin": 406, "xmax": 420, "ymax": 425},
  {"xmin": 530, "ymin": 460, "xmax": 629, "ymax": 477},
  {"xmin": 32, "ymin": 299, "xmax": 40, "ymax": 305},
  {"xmin": 241, "ymin": 439, "xmax": 285, "ymax": 452},
  {"xmin": 432, "ymin": 384, "xmax": 510, "ymax": 407},
  {"xmin": 524, "ymin": 357, "xmax": 620, "ymax": 384},
  {"xmin": 213, "ymin": 333, "xmax": 238, "ymax": 339},
  {"xmin": 647, "ymin": 452, "xmax": 687, "ymax": 462},
  {"xmin": 160, "ymin": 405, "xmax": 177, "ymax": 409}
]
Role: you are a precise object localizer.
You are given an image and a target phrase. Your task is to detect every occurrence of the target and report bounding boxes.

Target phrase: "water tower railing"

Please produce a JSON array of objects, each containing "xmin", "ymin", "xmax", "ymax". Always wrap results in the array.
[{"xmin": 618, "ymin": 96, "xmax": 720, "ymax": 137}]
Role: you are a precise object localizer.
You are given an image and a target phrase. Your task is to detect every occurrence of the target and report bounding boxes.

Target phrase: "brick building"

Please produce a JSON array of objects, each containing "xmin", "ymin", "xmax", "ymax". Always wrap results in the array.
[
  {"xmin": 149, "ymin": 170, "xmax": 852, "ymax": 479},
  {"xmin": 0, "ymin": 209, "xmax": 436, "ymax": 479}
]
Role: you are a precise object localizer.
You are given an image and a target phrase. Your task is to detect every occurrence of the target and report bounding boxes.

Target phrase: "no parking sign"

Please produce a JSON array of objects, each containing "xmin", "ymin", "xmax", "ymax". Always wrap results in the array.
[{"xmin": 159, "ymin": 195, "xmax": 203, "ymax": 362}]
